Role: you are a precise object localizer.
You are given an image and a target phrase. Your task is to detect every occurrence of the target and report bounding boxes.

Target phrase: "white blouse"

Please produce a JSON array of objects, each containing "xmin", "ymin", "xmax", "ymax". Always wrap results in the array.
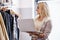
[{"xmin": 34, "ymin": 15, "xmax": 50, "ymax": 32}]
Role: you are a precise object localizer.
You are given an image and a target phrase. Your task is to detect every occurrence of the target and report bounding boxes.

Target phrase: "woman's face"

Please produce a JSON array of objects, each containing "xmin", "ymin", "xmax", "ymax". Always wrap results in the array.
[
  {"xmin": 36, "ymin": 3, "xmax": 48, "ymax": 18},
  {"xmin": 36, "ymin": 4, "xmax": 42, "ymax": 15}
]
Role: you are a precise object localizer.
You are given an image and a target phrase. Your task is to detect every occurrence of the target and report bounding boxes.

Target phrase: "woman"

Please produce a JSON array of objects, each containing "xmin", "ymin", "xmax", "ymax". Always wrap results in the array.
[{"xmin": 34, "ymin": 2, "xmax": 52, "ymax": 40}]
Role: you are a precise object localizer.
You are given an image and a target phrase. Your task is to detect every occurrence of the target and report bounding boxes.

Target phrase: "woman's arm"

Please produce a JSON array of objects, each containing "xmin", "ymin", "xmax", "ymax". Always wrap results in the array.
[
  {"xmin": 43, "ymin": 20, "xmax": 52, "ymax": 39},
  {"xmin": 38, "ymin": 20, "xmax": 52, "ymax": 39}
]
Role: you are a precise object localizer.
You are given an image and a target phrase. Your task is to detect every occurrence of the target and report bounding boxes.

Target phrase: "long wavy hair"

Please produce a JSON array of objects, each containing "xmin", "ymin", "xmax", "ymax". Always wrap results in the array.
[{"xmin": 37, "ymin": 2, "xmax": 49, "ymax": 17}]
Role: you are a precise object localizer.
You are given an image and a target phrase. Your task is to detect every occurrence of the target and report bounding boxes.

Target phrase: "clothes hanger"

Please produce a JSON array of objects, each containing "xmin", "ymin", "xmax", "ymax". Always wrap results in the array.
[
  {"xmin": 0, "ymin": 2, "xmax": 20, "ymax": 17},
  {"xmin": 1, "ymin": 6, "xmax": 19, "ymax": 17},
  {"xmin": 10, "ymin": 10, "xmax": 19, "ymax": 17}
]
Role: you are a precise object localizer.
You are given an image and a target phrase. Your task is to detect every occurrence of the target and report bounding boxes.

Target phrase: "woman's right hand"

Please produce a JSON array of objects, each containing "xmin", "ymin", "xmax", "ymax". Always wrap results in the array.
[{"xmin": 39, "ymin": 33, "xmax": 45, "ymax": 38}]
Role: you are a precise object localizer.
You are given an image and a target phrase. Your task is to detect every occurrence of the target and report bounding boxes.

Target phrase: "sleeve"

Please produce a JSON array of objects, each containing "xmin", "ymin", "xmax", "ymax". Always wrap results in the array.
[{"xmin": 43, "ymin": 20, "xmax": 52, "ymax": 39}]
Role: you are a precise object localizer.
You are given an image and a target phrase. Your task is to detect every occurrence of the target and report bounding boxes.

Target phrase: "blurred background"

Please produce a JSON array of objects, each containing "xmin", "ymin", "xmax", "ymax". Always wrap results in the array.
[{"xmin": 0, "ymin": 0, "xmax": 60, "ymax": 40}]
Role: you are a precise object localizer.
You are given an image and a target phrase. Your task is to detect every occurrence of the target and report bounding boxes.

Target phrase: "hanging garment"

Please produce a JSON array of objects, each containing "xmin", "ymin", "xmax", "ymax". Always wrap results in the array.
[
  {"xmin": 0, "ymin": 24, "xmax": 5, "ymax": 40},
  {"xmin": 5, "ymin": 10, "xmax": 19, "ymax": 40},
  {"xmin": 0, "ymin": 10, "xmax": 14, "ymax": 40},
  {"xmin": 0, "ymin": 13, "xmax": 9, "ymax": 40},
  {"xmin": 0, "ymin": 10, "xmax": 19, "ymax": 40},
  {"xmin": 13, "ymin": 15, "xmax": 19, "ymax": 40},
  {"xmin": 15, "ymin": 15, "xmax": 19, "ymax": 40}
]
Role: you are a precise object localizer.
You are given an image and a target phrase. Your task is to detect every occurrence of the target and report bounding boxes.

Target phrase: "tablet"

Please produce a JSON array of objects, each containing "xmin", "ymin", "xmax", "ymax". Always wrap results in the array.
[{"xmin": 18, "ymin": 19, "xmax": 36, "ymax": 32}]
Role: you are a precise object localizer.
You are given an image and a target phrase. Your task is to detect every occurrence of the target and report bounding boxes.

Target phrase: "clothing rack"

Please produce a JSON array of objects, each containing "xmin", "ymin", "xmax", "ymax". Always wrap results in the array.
[{"xmin": 0, "ymin": 8, "xmax": 19, "ymax": 40}]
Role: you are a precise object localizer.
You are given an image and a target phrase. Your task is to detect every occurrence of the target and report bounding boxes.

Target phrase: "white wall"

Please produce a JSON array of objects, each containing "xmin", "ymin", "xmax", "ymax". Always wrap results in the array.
[
  {"xmin": 12, "ymin": 0, "xmax": 33, "ymax": 19},
  {"xmin": 12, "ymin": 0, "xmax": 32, "ymax": 8},
  {"xmin": 19, "ymin": 0, "xmax": 32, "ymax": 8},
  {"xmin": 20, "ymin": 8, "xmax": 32, "ymax": 19},
  {"xmin": 47, "ymin": 1, "xmax": 60, "ymax": 40}
]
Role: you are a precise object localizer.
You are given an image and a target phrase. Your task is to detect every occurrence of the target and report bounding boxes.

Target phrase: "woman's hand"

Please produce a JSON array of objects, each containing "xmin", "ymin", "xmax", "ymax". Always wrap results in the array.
[{"xmin": 39, "ymin": 33, "xmax": 45, "ymax": 38}]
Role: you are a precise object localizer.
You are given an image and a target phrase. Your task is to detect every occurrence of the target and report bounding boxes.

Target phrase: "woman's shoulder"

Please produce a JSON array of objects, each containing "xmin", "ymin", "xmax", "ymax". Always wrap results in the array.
[
  {"xmin": 45, "ymin": 18, "xmax": 52, "ymax": 27},
  {"xmin": 45, "ymin": 17, "xmax": 51, "ymax": 22}
]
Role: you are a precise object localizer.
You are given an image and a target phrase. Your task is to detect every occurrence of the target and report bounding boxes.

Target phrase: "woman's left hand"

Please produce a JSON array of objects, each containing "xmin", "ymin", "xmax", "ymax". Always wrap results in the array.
[{"xmin": 39, "ymin": 33, "xmax": 45, "ymax": 38}]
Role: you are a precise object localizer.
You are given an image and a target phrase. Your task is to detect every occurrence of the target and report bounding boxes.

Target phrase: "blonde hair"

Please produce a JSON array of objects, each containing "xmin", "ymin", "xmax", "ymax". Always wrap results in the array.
[{"xmin": 38, "ymin": 2, "xmax": 49, "ymax": 17}]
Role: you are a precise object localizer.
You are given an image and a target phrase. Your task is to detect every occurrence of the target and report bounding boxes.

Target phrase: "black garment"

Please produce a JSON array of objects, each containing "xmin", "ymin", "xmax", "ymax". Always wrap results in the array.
[
  {"xmin": 0, "ymin": 10, "xmax": 14, "ymax": 40},
  {"xmin": 17, "ymin": 28, "xmax": 19, "ymax": 40},
  {"xmin": 5, "ymin": 10, "xmax": 14, "ymax": 32}
]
